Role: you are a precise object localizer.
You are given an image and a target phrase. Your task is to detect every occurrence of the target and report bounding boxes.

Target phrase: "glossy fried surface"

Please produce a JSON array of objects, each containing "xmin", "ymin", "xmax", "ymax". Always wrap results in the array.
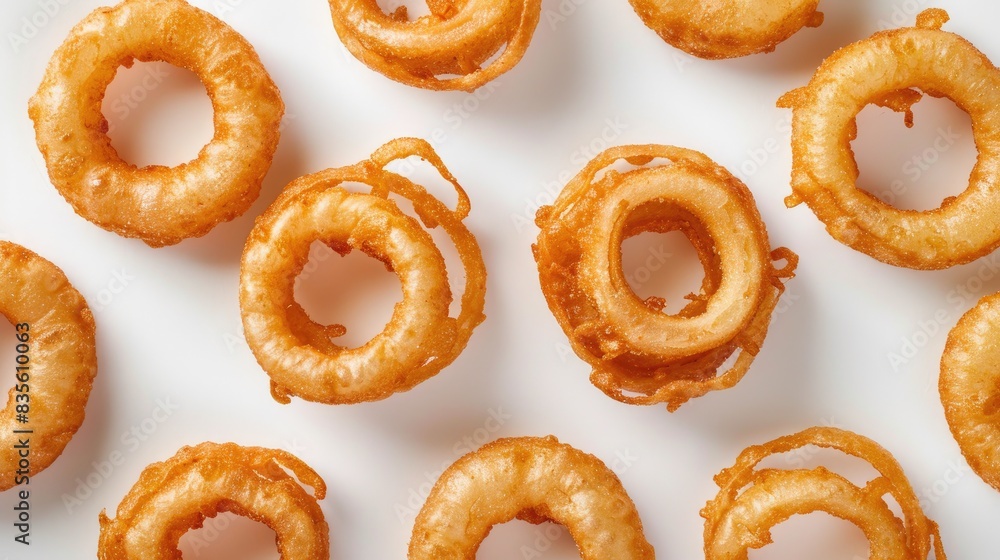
[
  {"xmin": 941, "ymin": 292, "xmax": 1000, "ymax": 493},
  {"xmin": 330, "ymin": 0, "xmax": 542, "ymax": 91},
  {"xmin": 629, "ymin": 0, "xmax": 823, "ymax": 59},
  {"xmin": 240, "ymin": 138, "xmax": 486, "ymax": 405},
  {"xmin": 534, "ymin": 145, "xmax": 796, "ymax": 411},
  {"xmin": 0, "ymin": 241, "xmax": 97, "ymax": 492},
  {"xmin": 410, "ymin": 436, "xmax": 655, "ymax": 559},
  {"xmin": 29, "ymin": 0, "xmax": 283, "ymax": 247},
  {"xmin": 704, "ymin": 427, "xmax": 947, "ymax": 559},
  {"xmin": 98, "ymin": 442, "xmax": 328, "ymax": 560},
  {"xmin": 780, "ymin": 8, "xmax": 1000, "ymax": 269}
]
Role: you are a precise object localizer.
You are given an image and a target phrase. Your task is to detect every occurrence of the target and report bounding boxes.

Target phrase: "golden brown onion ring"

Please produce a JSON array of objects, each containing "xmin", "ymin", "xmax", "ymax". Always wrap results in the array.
[
  {"xmin": 0, "ymin": 241, "xmax": 97, "ymax": 492},
  {"xmin": 240, "ymin": 138, "xmax": 486, "ymax": 405},
  {"xmin": 98, "ymin": 442, "xmax": 328, "ymax": 559},
  {"xmin": 29, "ymin": 0, "xmax": 283, "ymax": 247},
  {"xmin": 780, "ymin": 8, "xmax": 1000, "ymax": 269},
  {"xmin": 703, "ymin": 427, "xmax": 947, "ymax": 559},
  {"xmin": 534, "ymin": 144, "xmax": 796, "ymax": 411},
  {"xmin": 330, "ymin": 0, "xmax": 543, "ymax": 91},
  {"xmin": 409, "ymin": 436, "xmax": 654, "ymax": 559},
  {"xmin": 628, "ymin": 0, "xmax": 823, "ymax": 59},
  {"xmin": 940, "ymin": 292, "xmax": 1000, "ymax": 493}
]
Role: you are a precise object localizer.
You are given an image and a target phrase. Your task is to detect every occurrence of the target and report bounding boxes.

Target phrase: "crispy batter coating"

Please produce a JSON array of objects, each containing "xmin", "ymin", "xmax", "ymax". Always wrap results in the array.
[
  {"xmin": 534, "ymin": 145, "xmax": 796, "ymax": 411},
  {"xmin": 240, "ymin": 138, "xmax": 486, "ymax": 405},
  {"xmin": 940, "ymin": 292, "xmax": 1000, "ymax": 493},
  {"xmin": 330, "ymin": 0, "xmax": 542, "ymax": 91},
  {"xmin": 98, "ymin": 443, "xmax": 328, "ymax": 560},
  {"xmin": 29, "ymin": 0, "xmax": 283, "ymax": 247},
  {"xmin": 0, "ymin": 241, "xmax": 97, "ymax": 492},
  {"xmin": 629, "ymin": 0, "xmax": 823, "ymax": 59},
  {"xmin": 704, "ymin": 427, "xmax": 947, "ymax": 559},
  {"xmin": 410, "ymin": 436, "xmax": 655, "ymax": 559},
  {"xmin": 780, "ymin": 9, "xmax": 1000, "ymax": 269}
]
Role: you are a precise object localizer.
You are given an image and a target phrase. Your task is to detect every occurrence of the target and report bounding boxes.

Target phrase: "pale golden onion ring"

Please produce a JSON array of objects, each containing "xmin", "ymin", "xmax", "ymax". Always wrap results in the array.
[
  {"xmin": 98, "ymin": 442, "xmax": 328, "ymax": 559},
  {"xmin": 704, "ymin": 427, "xmax": 947, "ymax": 559},
  {"xmin": 330, "ymin": 0, "xmax": 543, "ymax": 91},
  {"xmin": 628, "ymin": 0, "xmax": 823, "ymax": 59},
  {"xmin": 0, "ymin": 241, "xmax": 97, "ymax": 492},
  {"xmin": 409, "ymin": 436, "xmax": 654, "ymax": 559},
  {"xmin": 29, "ymin": 0, "xmax": 283, "ymax": 247},
  {"xmin": 940, "ymin": 292, "xmax": 1000, "ymax": 493},
  {"xmin": 240, "ymin": 138, "xmax": 486, "ymax": 405},
  {"xmin": 780, "ymin": 8, "xmax": 1000, "ymax": 269},
  {"xmin": 534, "ymin": 145, "xmax": 796, "ymax": 411}
]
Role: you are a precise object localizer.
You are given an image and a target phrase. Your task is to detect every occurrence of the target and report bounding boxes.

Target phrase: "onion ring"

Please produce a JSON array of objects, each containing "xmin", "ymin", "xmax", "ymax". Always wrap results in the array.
[
  {"xmin": 329, "ymin": 0, "xmax": 543, "ymax": 91},
  {"xmin": 779, "ymin": 8, "xmax": 1000, "ymax": 269},
  {"xmin": 0, "ymin": 241, "xmax": 97, "ymax": 492},
  {"xmin": 534, "ymin": 144, "xmax": 797, "ymax": 411},
  {"xmin": 940, "ymin": 292, "xmax": 1000, "ymax": 493},
  {"xmin": 409, "ymin": 436, "xmax": 654, "ymax": 559},
  {"xmin": 628, "ymin": 0, "xmax": 824, "ymax": 59},
  {"xmin": 29, "ymin": 0, "xmax": 284, "ymax": 248},
  {"xmin": 98, "ymin": 442, "xmax": 328, "ymax": 559},
  {"xmin": 703, "ymin": 427, "xmax": 947, "ymax": 559},
  {"xmin": 241, "ymin": 138, "xmax": 486, "ymax": 405}
]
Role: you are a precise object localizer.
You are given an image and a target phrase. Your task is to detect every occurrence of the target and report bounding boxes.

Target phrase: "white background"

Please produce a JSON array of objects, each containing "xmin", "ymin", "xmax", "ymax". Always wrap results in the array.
[{"xmin": 1, "ymin": 0, "xmax": 998, "ymax": 558}]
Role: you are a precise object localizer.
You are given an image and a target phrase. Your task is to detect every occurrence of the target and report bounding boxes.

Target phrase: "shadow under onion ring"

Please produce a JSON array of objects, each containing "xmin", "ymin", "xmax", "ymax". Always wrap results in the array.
[
  {"xmin": 534, "ymin": 144, "xmax": 796, "ymax": 411},
  {"xmin": 409, "ymin": 436, "xmax": 654, "ymax": 559},
  {"xmin": 0, "ymin": 241, "xmax": 96, "ymax": 492},
  {"xmin": 780, "ymin": 8, "xmax": 1000, "ymax": 269},
  {"xmin": 29, "ymin": 0, "xmax": 283, "ymax": 247},
  {"xmin": 98, "ymin": 442, "xmax": 328, "ymax": 559},
  {"xmin": 330, "ymin": 0, "xmax": 543, "ymax": 91},
  {"xmin": 940, "ymin": 292, "xmax": 1000, "ymax": 493},
  {"xmin": 240, "ymin": 138, "xmax": 486, "ymax": 405}
]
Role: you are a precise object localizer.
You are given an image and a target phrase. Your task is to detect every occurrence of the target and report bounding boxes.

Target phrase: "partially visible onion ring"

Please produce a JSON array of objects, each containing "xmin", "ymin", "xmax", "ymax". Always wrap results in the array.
[
  {"xmin": 98, "ymin": 442, "xmax": 328, "ymax": 559},
  {"xmin": 940, "ymin": 292, "xmax": 1000, "ymax": 493},
  {"xmin": 29, "ymin": 0, "xmax": 283, "ymax": 247},
  {"xmin": 628, "ymin": 0, "xmax": 824, "ymax": 59},
  {"xmin": 241, "ymin": 138, "xmax": 486, "ymax": 405},
  {"xmin": 0, "ymin": 241, "xmax": 97, "ymax": 492},
  {"xmin": 780, "ymin": 8, "xmax": 1000, "ymax": 269},
  {"xmin": 534, "ymin": 144, "xmax": 797, "ymax": 411},
  {"xmin": 329, "ymin": 0, "xmax": 543, "ymax": 91},
  {"xmin": 703, "ymin": 427, "xmax": 948, "ymax": 559},
  {"xmin": 409, "ymin": 436, "xmax": 655, "ymax": 559}
]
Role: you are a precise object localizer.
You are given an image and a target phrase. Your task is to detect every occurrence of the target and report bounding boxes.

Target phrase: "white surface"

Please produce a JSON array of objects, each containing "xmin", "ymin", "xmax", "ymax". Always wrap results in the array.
[{"xmin": 1, "ymin": 0, "xmax": 998, "ymax": 558}]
